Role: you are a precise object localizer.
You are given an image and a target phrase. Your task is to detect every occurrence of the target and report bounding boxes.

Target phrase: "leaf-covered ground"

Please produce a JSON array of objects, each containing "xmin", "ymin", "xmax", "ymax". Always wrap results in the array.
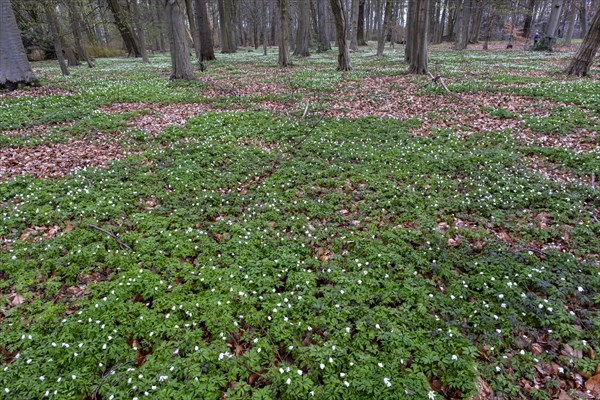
[{"xmin": 0, "ymin": 45, "xmax": 599, "ymax": 400}]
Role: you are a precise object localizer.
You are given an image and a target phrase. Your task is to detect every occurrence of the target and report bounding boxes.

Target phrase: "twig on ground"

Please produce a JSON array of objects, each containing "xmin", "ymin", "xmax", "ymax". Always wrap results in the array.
[
  {"xmin": 302, "ymin": 101, "xmax": 310, "ymax": 119},
  {"xmin": 92, "ymin": 361, "xmax": 135, "ymax": 400},
  {"xmin": 87, "ymin": 224, "xmax": 133, "ymax": 252},
  {"xmin": 426, "ymin": 72, "xmax": 466, "ymax": 103}
]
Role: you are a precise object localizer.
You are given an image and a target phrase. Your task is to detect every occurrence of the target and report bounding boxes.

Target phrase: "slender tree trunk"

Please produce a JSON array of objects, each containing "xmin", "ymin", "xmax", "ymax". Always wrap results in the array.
[
  {"xmin": 405, "ymin": 0, "xmax": 413, "ymax": 61},
  {"xmin": 277, "ymin": 0, "xmax": 291, "ymax": 66},
  {"xmin": 183, "ymin": 0, "xmax": 201, "ymax": 59},
  {"xmin": 330, "ymin": 0, "xmax": 353, "ymax": 70},
  {"xmin": 580, "ymin": 0, "xmax": 588, "ymax": 37},
  {"xmin": 564, "ymin": 0, "xmax": 577, "ymax": 45},
  {"xmin": 67, "ymin": 0, "xmax": 94, "ymax": 67},
  {"xmin": 262, "ymin": 0, "xmax": 269, "ymax": 54},
  {"xmin": 45, "ymin": 2, "xmax": 70, "ymax": 76},
  {"xmin": 357, "ymin": 0, "xmax": 367, "ymax": 45},
  {"xmin": 407, "ymin": 0, "xmax": 429, "ymax": 74},
  {"xmin": 195, "ymin": 0, "xmax": 215, "ymax": 61},
  {"xmin": 0, "ymin": 0, "xmax": 38, "ymax": 90},
  {"xmin": 566, "ymin": 5, "xmax": 600, "ymax": 76},
  {"xmin": 377, "ymin": 0, "xmax": 392, "ymax": 56},
  {"xmin": 469, "ymin": 0, "xmax": 483, "ymax": 43},
  {"xmin": 165, "ymin": 0, "xmax": 195, "ymax": 79},
  {"xmin": 454, "ymin": 0, "xmax": 471, "ymax": 49},
  {"xmin": 107, "ymin": 0, "xmax": 141, "ymax": 56},
  {"xmin": 130, "ymin": 0, "xmax": 150, "ymax": 63},
  {"xmin": 218, "ymin": 0, "xmax": 236, "ymax": 52},
  {"xmin": 317, "ymin": 0, "xmax": 331, "ymax": 51},
  {"xmin": 522, "ymin": 0, "xmax": 536, "ymax": 38},
  {"xmin": 546, "ymin": 0, "xmax": 564, "ymax": 37},
  {"xmin": 349, "ymin": 0, "xmax": 360, "ymax": 50},
  {"xmin": 294, "ymin": 0, "xmax": 311, "ymax": 56}
]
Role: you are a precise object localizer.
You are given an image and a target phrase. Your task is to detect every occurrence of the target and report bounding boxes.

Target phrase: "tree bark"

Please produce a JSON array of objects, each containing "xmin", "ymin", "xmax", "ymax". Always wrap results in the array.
[
  {"xmin": 377, "ymin": 0, "xmax": 392, "ymax": 56},
  {"xmin": 45, "ymin": 1, "xmax": 70, "ymax": 76},
  {"xmin": 566, "ymin": 5, "xmax": 600, "ymax": 76},
  {"xmin": 357, "ymin": 0, "xmax": 367, "ymax": 45},
  {"xmin": 330, "ymin": 0, "xmax": 352, "ymax": 70},
  {"xmin": 195, "ymin": 0, "xmax": 215, "ymax": 61},
  {"xmin": 294, "ymin": 0, "xmax": 311, "ymax": 56},
  {"xmin": 546, "ymin": 0, "xmax": 563, "ymax": 37},
  {"xmin": 0, "ymin": 0, "xmax": 38, "ymax": 90},
  {"xmin": 184, "ymin": 0, "xmax": 201, "ymax": 59},
  {"xmin": 454, "ymin": 0, "xmax": 471, "ymax": 49},
  {"xmin": 218, "ymin": 0, "xmax": 236, "ymax": 52},
  {"xmin": 130, "ymin": 0, "xmax": 150, "ymax": 63},
  {"xmin": 277, "ymin": 0, "xmax": 291, "ymax": 66},
  {"xmin": 165, "ymin": 0, "xmax": 195, "ymax": 80},
  {"xmin": 564, "ymin": 0, "xmax": 577, "ymax": 45},
  {"xmin": 349, "ymin": 0, "xmax": 360, "ymax": 50},
  {"xmin": 107, "ymin": 0, "xmax": 141, "ymax": 57},
  {"xmin": 407, "ymin": 0, "xmax": 429, "ymax": 74},
  {"xmin": 317, "ymin": 0, "xmax": 331, "ymax": 51},
  {"xmin": 67, "ymin": 0, "xmax": 94, "ymax": 67},
  {"xmin": 522, "ymin": 0, "xmax": 536, "ymax": 38}
]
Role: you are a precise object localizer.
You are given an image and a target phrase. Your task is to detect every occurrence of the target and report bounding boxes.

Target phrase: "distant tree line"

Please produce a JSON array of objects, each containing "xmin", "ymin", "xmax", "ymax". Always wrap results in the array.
[{"xmin": 1, "ymin": 0, "xmax": 600, "ymax": 90}]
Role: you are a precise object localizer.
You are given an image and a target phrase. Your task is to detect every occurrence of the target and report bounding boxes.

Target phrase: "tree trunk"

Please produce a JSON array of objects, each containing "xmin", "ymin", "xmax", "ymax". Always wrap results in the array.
[
  {"xmin": 330, "ymin": 0, "xmax": 352, "ymax": 70},
  {"xmin": 407, "ymin": 0, "xmax": 429, "ymax": 74},
  {"xmin": 546, "ymin": 0, "xmax": 563, "ymax": 37},
  {"xmin": 195, "ymin": 0, "xmax": 215, "ymax": 61},
  {"xmin": 107, "ymin": 0, "xmax": 141, "ymax": 56},
  {"xmin": 357, "ymin": 0, "xmax": 367, "ymax": 45},
  {"xmin": 349, "ymin": 0, "xmax": 360, "ymax": 50},
  {"xmin": 165, "ymin": 0, "xmax": 195, "ymax": 80},
  {"xmin": 317, "ymin": 0, "xmax": 331, "ymax": 51},
  {"xmin": 294, "ymin": 0, "xmax": 311, "ymax": 56},
  {"xmin": 469, "ymin": 0, "xmax": 483, "ymax": 43},
  {"xmin": 67, "ymin": 0, "xmax": 94, "ymax": 67},
  {"xmin": 262, "ymin": 0, "xmax": 268, "ymax": 55},
  {"xmin": 377, "ymin": 0, "xmax": 392, "ymax": 56},
  {"xmin": 0, "ymin": 0, "xmax": 38, "ymax": 90},
  {"xmin": 454, "ymin": 0, "xmax": 471, "ymax": 49},
  {"xmin": 580, "ymin": 0, "xmax": 588, "ymax": 37},
  {"xmin": 522, "ymin": 0, "xmax": 536, "ymax": 38},
  {"xmin": 405, "ymin": 0, "xmax": 414, "ymax": 61},
  {"xmin": 184, "ymin": 0, "xmax": 201, "ymax": 59},
  {"xmin": 277, "ymin": 0, "xmax": 291, "ymax": 66},
  {"xmin": 130, "ymin": 0, "xmax": 150, "ymax": 63},
  {"xmin": 566, "ymin": 5, "xmax": 600, "ymax": 76},
  {"xmin": 564, "ymin": 0, "xmax": 577, "ymax": 45},
  {"xmin": 45, "ymin": 2, "xmax": 70, "ymax": 76},
  {"xmin": 218, "ymin": 0, "xmax": 236, "ymax": 52}
]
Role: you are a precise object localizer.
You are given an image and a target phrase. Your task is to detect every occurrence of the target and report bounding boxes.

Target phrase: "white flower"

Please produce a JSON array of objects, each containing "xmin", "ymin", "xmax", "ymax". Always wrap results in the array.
[
  {"xmin": 320, "ymin": 363, "xmax": 325, "ymax": 369},
  {"xmin": 297, "ymin": 369, "xmax": 303, "ymax": 376},
  {"xmin": 378, "ymin": 362, "xmax": 383, "ymax": 368},
  {"xmin": 72, "ymin": 375, "xmax": 76, "ymax": 380},
  {"xmin": 339, "ymin": 372, "xmax": 346, "ymax": 378},
  {"xmin": 39, "ymin": 376, "xmax": 45, "ymax": 381},
  {"xmin": 383, "ymin": 377, "xmax": 391, "ymax": 387},
  {"xmin": 451, "ymin": 354, "xmax": 458, "ymax": 360},
  {"xmin": 286, "ymin": 378, "xmax": 291, "ymax": 385},
  {"xmin": 4, "ymin": 389, "xmax": 9, "ymax": 394},
  {"xmin": 343, "ymin": 380, "xmax": 350, "ymax": 387},
  {"xmin": 578, "ymin": 287, "xmax": 584, "ymax": 292},
  {"xmin": 428, "ymin": 391, "xmax": 436, "ymax": 400}
]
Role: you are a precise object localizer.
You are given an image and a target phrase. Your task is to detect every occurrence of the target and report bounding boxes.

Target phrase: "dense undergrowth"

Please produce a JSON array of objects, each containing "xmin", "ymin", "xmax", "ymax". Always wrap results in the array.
[{"xmin": 1, "ymin": 46, "xmax": 599, "ymax": 400}]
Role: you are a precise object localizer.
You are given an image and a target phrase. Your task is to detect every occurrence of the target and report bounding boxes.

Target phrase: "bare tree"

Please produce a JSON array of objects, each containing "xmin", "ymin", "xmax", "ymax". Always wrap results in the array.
[
  {"xmin": 165, "ymin": 0, "xmax": 195, "ymax": 79},
  {"xmin": 0, "ymin": 0, "xmax": 38, "ymax": 90},
  {"xmin": 67, "ymin": 0, "xmax": 94, "ymax": 67},
  {"xmin": 330, "ymin": 0, "xmax": 352, "ymax": 70},
  {"xmin": 130, "ymin": 0, "xmax": 150, "ymax": 63},
  {"xmin": 45, "ymin": 1, "xmax": 70, "ymax": 76},
  {"xmin": 218, "ymin": 0, "xmax": 236, "ymax": 52},
  {"xmin": 566, "ymin": 4, "xmax": 600, "ymax": 76},
  {"xmin": 294, "ymin": 0, "xmax": 311, "ymax": 56},
  {"xmin": 106, "ymin": 0, "xmax": 142, "ymax": 57},
  {"xmin": 377, "ymin": 0, "xmax": 392, "ymax": 56},
  {"xmin": 277, "ymin": 0, "xmax": 291, "ymax": 66},
  {"xmin": 195, "ymin": 0, "xmax": 215, "ymax": 61},
  {"xmin": 407, "ymin": 0, "xmax": 430, "ymax": 74}
]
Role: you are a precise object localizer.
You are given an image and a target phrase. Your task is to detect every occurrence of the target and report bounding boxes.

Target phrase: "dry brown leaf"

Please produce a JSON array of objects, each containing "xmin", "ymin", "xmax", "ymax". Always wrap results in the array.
[{"xmin": 8, "ymin": 293, "xmax": 25, "ymax": 307}]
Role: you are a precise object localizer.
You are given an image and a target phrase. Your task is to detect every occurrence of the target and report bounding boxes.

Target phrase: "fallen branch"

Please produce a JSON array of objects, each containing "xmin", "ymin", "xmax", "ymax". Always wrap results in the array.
[
  {"xmin": 427, "ymin": 72, "xmax": 466, "ymax": 103},
  {"xmin": 87, "ymin": 224, "xmax": 133, "ymax": 252},
  {"xmin": 92, "ymin": 361, "xmax": 135, "ymax": 400}
]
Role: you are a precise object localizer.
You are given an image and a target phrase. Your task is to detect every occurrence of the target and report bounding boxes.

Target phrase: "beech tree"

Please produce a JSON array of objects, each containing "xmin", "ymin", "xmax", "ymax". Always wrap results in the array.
[
  {"xmin": 195, "ymin": 0, "xmax": 215, "ymax": 61},
  {"xmin": 566, "ymin": 5, "xmax": 600, "ymax": 76},
  {"xmin": 165, "ymin": 0, "xmax": 195, "ymax": 80},
  {"xmin": 0, "ymin": 0, "xmax": 38, "ymax": 90},
  {"xmin": 407, "ymin": 0, "xmax": 430, "ymax": 74},
  {"xmin": 277, "ymin": 0, "xmax": 291, "ymax": 66},
  {"xmin": 330, "ymin": 0, "xmax": 352, "ymax": 70}
]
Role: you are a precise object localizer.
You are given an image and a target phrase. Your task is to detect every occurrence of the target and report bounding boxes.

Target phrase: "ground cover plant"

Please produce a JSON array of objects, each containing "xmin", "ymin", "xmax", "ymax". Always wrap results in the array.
[{"xmin": 1, "ymin": 45, "xmax": 599, "ymax": 400}]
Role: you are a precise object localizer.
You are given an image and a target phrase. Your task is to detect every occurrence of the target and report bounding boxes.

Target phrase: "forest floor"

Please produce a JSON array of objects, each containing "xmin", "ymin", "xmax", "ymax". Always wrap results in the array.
[{"xmin": 0, "ymin": 44, "xmax": 599, "ymax": 400}]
